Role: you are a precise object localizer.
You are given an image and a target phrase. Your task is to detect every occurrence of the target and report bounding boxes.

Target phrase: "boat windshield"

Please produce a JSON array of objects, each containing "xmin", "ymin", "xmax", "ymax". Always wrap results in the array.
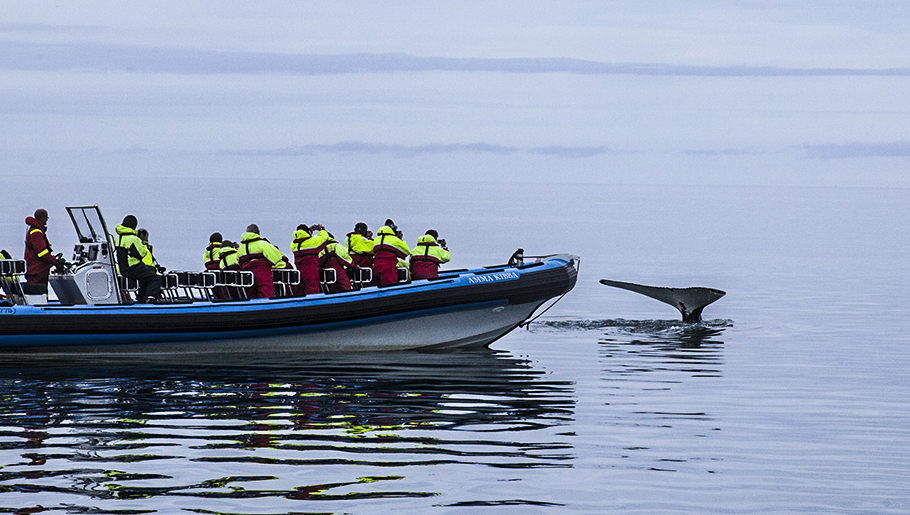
[{"xmin": 66, "ymin": 206, "xmax": 111, "ymax": 244}]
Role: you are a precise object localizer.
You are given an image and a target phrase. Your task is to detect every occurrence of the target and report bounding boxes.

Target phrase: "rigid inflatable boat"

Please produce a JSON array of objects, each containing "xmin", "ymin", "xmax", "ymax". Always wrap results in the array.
[{"xmin": 0, "ymin": 206, "xmax": 578, "ymax": 355}]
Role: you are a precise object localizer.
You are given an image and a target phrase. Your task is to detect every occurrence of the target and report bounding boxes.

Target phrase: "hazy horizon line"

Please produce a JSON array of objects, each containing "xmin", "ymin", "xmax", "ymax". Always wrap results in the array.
[{"xmin": 3, "ymin": 41, "xmax": 909, "ymax": 77}]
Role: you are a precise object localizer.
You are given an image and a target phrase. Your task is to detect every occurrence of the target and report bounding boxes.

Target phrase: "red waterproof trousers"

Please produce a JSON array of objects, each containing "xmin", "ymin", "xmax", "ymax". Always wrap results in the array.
[
  {"xmin": 242, "ymin": 259, "xmax": 274, "ymax": 299},
  {"xmin": 294, "ymin": 255, "xmax": 321, "ymax": 295},
  {"xmin": 410, "ymin": 260, "xmax": 440, "ymax": 280},
  {"xmin": 373, "ymin": 254, "xmax": 399, "ymax": 286}
]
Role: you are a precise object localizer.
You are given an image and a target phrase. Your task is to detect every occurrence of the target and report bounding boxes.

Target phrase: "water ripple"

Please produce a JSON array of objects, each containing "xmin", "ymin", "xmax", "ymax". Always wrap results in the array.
[{"xmin": 0, "ymin": 351, "xmax": 575, "ymax": 512}]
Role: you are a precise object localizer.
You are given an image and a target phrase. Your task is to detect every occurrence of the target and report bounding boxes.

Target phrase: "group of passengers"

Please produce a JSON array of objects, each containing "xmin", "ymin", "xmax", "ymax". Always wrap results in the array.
[
  {"xmin": 202, "ymin": 218, "xmax": 451, "ymax": 300},
  {"xmin": 9, "ymin": 209, "xmax": 450, "ymax": 304}
]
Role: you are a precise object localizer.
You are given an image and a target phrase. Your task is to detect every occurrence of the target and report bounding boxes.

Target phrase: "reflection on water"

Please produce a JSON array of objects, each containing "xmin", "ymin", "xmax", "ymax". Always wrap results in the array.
[
  {"xmin": 539, "ymin": 318, "xmax": 728, "ymax": 474},
  {"xmin": 0, "ymin": 351, "xmax": 574, "ymax": 512},
  {"xmin": 598, "ymin": 319, "xmax": 727, "ymax": 473}
]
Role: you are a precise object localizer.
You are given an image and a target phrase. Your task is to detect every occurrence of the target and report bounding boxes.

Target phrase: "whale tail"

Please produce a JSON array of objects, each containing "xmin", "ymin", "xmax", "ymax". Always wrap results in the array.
[{"xmin": 599, "ymin": 279, "xmax": 725, "ymax": 323}]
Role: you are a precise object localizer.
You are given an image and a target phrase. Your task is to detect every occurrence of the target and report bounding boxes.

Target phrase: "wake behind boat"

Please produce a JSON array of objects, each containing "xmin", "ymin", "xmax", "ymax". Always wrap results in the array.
[{"xmin": 0, "ymin": 206, "xmax": 578, "ymax": 355}]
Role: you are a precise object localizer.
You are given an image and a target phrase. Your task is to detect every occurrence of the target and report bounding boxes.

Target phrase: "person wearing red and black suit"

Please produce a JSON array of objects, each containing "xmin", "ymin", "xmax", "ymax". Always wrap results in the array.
[
  {"xmin": 372, "ymin": 219, "xmax": 410, "ymax": 287},
  {"xmin": 319, "ymin": 235, "xmax": 356, "ymax": 293},
  {"xmin": 238, "ymin": 224, "xmax": 289, "ymax": 299},
  {"xmin": 203, "ymin": 232, "xmax": 223, "ymax": 270},
  {"xmin": 291, "ymin": 224, "xmax": 329, "ymax": 295},
  {"xmin": 24, "ymin": 208, "xmax": 61, "ymax": 287}
]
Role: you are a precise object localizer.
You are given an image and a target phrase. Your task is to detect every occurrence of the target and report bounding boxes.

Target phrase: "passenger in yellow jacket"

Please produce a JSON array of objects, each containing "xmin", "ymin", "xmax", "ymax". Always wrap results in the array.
[
  {"xmin": 204, "ymin": 232, "xmax": 223, "ymax": 270},
  {"xmin": 410, "ymin": 230, "xmax": 450, "ymax": 280},
  {"xmin": 372, "ymin": 221, "xmax": 410, "ymax": 286},
  {"xmin": 319, "ymin": 236, "xmax": 356, "ymax": 293},
  {"xmin": 218, "ymin": 240, "xmax": 240, "ymax": 270},
  {"xmin": 292, "ymin": 224, "xmax": 330, "ymax": 295},
  {"xmin": 238, "ymin": 224, "xmax": 288, "ymax": 299},
  {"xmin": 115, "ymin": 215, "xmax": 162, "ymax": 302},
  {"xmin": 345, "ymin": 222, "xmax": 374, "ymax": 268},
  {"xmin": 138, "ymin": 228, "xmax": 165, "ymax": 273}
]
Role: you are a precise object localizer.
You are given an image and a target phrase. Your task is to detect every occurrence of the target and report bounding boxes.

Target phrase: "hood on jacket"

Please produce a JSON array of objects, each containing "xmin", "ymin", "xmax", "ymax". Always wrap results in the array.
[
  {"xmin": 416, "ymin": 234, "xmax": 438, "ymax": 245},
  {"xmin": 25, "ymin": 216, "xmax": 46, "ymax": 231},
  {"xmin": 376, "ymin": 225, "xmax": 396, "ymax": 236},
  {"xmin": 115, "ymin": 224, "xmax": 137, "ymax": 236},
  {"xmin": 241, "ymin": 231, "xmax": 261, "ymax": 243}
]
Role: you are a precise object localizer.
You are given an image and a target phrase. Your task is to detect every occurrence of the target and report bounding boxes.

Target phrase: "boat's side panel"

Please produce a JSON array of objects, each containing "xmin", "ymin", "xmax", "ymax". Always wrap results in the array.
[{"xmin": 3, "ymin": 300, "xmax": 544, "ymax": 355}]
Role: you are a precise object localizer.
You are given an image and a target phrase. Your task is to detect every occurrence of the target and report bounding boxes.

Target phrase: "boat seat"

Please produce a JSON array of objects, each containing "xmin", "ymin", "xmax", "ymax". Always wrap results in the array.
[
  {"xmin": 118, "ymin": 275, "xmax": 140, "ymax": 292},
  {"xmin": 346, "ymin": 266, "xmax": 372, "ymax": 289},
  {"xmin": 0, "ymin": 259, "xmax": 27, "ymax": 305},
  {"xmin": 272, "ymin": 268, "xmax": 300, "ymax": 298},
  {"xmin": 160, "ymin": 273, "xmax": 182, "ymax": 302},
  {"xmin": 319, "ymin": 268, "xmax": 337, "ymax": 293},
  {"xmin": 173, "ymin": 271, "xmax": 216, "ymax": 301},
  {"xmin": 0, "ymin": 259, "xmax": 26, "ymax": 276},
  {"xmin": 208, "ymin": 269, "xmax": 254, "ymax": 300}
]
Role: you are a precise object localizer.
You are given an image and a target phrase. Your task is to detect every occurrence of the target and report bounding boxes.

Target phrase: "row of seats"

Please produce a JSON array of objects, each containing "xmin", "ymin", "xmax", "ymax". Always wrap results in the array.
[{"xmin": 117, "ymin": 265, "xmax": 403, "ymax": 303}]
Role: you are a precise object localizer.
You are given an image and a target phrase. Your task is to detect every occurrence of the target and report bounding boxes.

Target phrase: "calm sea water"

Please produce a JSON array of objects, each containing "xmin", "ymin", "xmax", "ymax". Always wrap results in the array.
[{"xmin": 1, "ymin": 178, "xmax": 909, "ymax": 513}]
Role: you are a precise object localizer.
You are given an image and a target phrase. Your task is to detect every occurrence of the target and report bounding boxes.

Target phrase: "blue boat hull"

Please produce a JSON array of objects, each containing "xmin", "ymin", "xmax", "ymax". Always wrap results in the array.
[{"xmin": 0, "ymin": 255, "xmax": 578, "ymax": 354}]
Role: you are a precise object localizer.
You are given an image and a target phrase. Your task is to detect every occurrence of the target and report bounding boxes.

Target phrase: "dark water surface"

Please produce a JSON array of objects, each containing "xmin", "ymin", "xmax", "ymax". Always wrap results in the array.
[{"xmin": 2, "ymin": 180, "xmax": 909, "ymax": 513}]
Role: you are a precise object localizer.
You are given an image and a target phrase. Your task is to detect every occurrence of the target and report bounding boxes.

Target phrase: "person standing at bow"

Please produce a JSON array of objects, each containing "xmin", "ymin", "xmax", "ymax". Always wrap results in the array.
[
  {"xmin": 319, "ymin": 235, "xmax": 356, "ymax": 293},
  {"xmin": 23, "ymin": 208, "xmax": 61, "ymax": 287},
  {"xmin": 238, "ymin": 224, "xmax": 288, "ymax": 299},
  {"xmin": 409, "ymin": 230, "xmax": 450, "ymax": 280},
  {"xmin": 115, "ymin": 215, "xmax": 162, "ymax": 303},
  {"xmin": 372, "ymin": 219, "xmax": 410, "ymax": 286},
  {"xmin": 291, "ymin": 223, "xmax": 329, "ymax": 295}
]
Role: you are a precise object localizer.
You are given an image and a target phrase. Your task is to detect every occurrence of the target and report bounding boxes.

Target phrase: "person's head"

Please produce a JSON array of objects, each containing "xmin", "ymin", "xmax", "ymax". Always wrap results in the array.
[
  {"xmin": 209, "ymin": 232, "xmax": 223, "ymax": 243},
  {"xmin": 137, "ymin": 228, "xmax": 149, "ymax": 241},
  {"xmin": 425, "ymin": 229, "xmax": 439, "ymax": 240},
  {"xmin": 222, "ymin": 239, "xmax": 234, "ymax": 248},
  {"xmin": 297, "ymin": 224, "xmax": 309, "ymax": 232},
  {"xmin": 246, "ymin": 224, "xmax": 260, "ymax": 235},
  {"xmin": 384, "ymin": 219, "xmax": 397, "ymax": 231},
  {"xmin": 122, "ymin": 215, "xmax": 138, "ymax": 229},
  {"xmin": 354, "ymin": 222, "xmax": 368, "ymax": 235},
  {"xmin": 34, "ymin": 209, "xmax": 49, "ymax": 224}
]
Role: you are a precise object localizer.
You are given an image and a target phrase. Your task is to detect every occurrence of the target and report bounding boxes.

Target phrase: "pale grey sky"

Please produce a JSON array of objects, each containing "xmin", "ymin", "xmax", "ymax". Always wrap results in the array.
[{"xmin": 2, "ymin": 1, "xmax": 909, "ymax": 186}]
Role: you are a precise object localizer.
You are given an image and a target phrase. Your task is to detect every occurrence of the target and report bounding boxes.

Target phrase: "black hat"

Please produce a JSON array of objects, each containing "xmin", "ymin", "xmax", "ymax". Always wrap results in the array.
[
  {"xmin": 122, "ymin": 215, "xmax": 138, "ymax": 229},
  {"xmin": 210, "ymin": 232, "xmax": 223, "ymax": 243}
]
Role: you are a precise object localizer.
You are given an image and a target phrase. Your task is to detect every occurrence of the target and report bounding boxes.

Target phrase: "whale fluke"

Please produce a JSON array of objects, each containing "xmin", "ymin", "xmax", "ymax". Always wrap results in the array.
[{"xmin": 599, "ymin": 279, "xmax": 726, "ymax": 323}]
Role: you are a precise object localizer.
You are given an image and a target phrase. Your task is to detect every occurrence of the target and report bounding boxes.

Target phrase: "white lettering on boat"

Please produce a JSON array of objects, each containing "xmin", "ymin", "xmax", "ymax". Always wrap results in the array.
[{"xmin": 467, "ymin": 271, "xmax": 519, "ymax": 284}]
